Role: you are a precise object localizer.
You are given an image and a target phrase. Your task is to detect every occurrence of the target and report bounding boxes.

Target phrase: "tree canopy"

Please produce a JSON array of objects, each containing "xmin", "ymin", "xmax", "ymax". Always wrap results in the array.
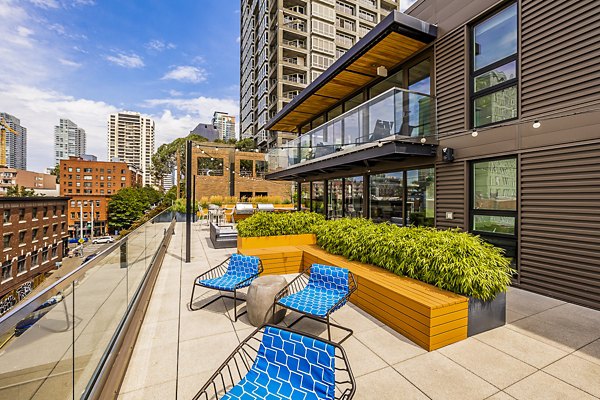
[
  {"xmin": 107, "ymin": 186, "xmax": 163, "ymax": 232},
  {"xmin": 6, "ymin": 185, "xmax": 37, "ymax": 197},
  {"xmin": 151, "ymin": 133, "xmax": 209, "ymax": 186},
  {"xmin": 49, "ymin": 164, "xmax": 60, "ymax": 184}
]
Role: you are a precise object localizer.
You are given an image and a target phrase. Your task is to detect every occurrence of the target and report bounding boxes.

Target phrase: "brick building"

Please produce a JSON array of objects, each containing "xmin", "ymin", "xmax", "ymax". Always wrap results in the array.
[
  {"xmin": 0, "ymin": 197, "xmax": 69, "ymax": 314},
  {"xmin": 0, "ymin": 168, "xmax": 58, "ymax": 196},
  {"xmin": 60, "ymin": 157, "xmax": 142, "ymax": 237},
  {"xmin": 191, "ymin": 144, "xmax": 292, "ymax": 201}
]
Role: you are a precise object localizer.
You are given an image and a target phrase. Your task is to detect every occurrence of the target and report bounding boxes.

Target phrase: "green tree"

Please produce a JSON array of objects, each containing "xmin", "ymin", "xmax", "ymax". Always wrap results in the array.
[
  {"xmin": 107, "ymin": 186, "xmax": 163, "ymax": 232},
  {"xmin": 235, "ymin": 138, "xmax": 257, "ymax": 151},
  {"xmin": 151, "ymin": 133, "xmax": 209, "ymax": 187},
  {"xmin": 6, "ymin": 185, "xmax": 37, "ymax": 197},
  {"xmin": 49, "ymin": 163, "xmax": 60, "ymax": 184}
]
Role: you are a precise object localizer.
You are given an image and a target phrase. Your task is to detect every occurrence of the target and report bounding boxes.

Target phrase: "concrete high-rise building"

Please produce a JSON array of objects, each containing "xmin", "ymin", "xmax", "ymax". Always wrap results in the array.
[
  {"xmin": 54, "ymin": 118, "xmax": 86, "ymax": 165},
  {"xmin": 107, "ymin": 112, "xmax": 155, "ymax": 186},
  {"xmin": 0, "ymin": 112, "xmax": 27, "ymax": 170},
  {"xmin": 240, "ymin": 0, "xmax": 400, "ymax": 151},
  {"xmin": 212, "ymin": 111, "xmax": 236, "ymax": 141}
]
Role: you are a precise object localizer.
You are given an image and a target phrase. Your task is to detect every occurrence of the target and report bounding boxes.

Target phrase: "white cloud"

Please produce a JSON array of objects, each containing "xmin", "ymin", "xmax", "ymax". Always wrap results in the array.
[
  {"xmin": 105, "ymin": 52, "xmax": 144, "ymax": 68},
  {"xmin": 29, "ymin": 0, "xmax": 60, "ymax": 9},
  {"xmin": 17, "ymin": 26, "xmax": 34, "ymax": 37},
  {"xmin": 168, "ymin": 89, "xmax": 183, "ymax": 97},
  {"xmin": 161, "ymin": 66, "xmax": 207, "ymax": 83},
  {"xmin": 59, "ymin": 58, "xmax": 81, "ymax": 68},
  {"xmin": 145, "ymin": 39, "xmax": 176, "ymax": 52}
]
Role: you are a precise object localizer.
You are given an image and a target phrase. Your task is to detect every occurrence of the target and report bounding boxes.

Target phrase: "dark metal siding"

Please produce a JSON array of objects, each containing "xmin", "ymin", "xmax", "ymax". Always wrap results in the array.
[
  {"xmin": 521, "ymin": 0, "xmax": 600, "ymax": 118},
  {"xmin": 435, "ymin": 161, "xmax": 467, "ymax": 229},
  {"xmin": 519, "ymin": 142, "xmax": 600, "ymax": 309},
  {"xmin": 435, "ymin": 27, "xmax": 467, "ymax": 136}
]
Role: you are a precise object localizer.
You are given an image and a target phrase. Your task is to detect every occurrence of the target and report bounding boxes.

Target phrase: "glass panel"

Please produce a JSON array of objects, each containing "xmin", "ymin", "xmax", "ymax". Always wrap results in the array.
[
  {"xmin": 473, "ymin": 215, "xmax": 516, "ymax": 235},
  {"xmin": 327, "ymin": 104, "xmax": 343, "ymax": 121},
  {"xmin": 473, "ymin": 85, "xmax": 517, "ymax": 127},
  {"xmin": 370, "ymin": 171, "xmax": 403, "ymax": 224},
  {"xmin": 311, "ymin": 114, "xmax": 325, "ymax": 130},
  {"xmin": 473, "ymin": 158, "xmax": 517, "ymax": 210},
  {"xmin": 342, "ymin": 109, "xmax": 360, "ymax": 147},
  {"xmin": 408, "ymin": 61, "xmax": 430, "ymax": 94},
  {"xmin": 198, "ymin": 157, "xmax": 224, "ymax": 176},
  {"xmin": 473, "ymin": 3, "xmax": 517, "ymax": 71},
  {"xmin": 311, "ymin": 181, "xmax": 325, "ymax": 215},
  {"xmin": 328, "ymin": 179, "xmax": 343, "ymax": 219},
  {"xmin": 301, "ymin": 182, "xmax": 310, "ymax": 211},
  {"xmin": 474, "ymin": 61, "xmax": 517, "ymax": 92},
  {"xmin": 344, "ymin": 92, "xmax": 363, "ymax": 112},
  {"xmin": 370, "ymin": 69, "xmax": 403, "ymax": 98},
  {"xmin": 408, "ymin": 60, "xmax": 431, "ymax": 137},
  {"xmin": 406, "ymin": 168, "xmax": 435, "ymax": 226},
  {"xmin": 240, "ymin": 160, "xmax": 254, "ymax": 177},
  {"xmin": 366, "ymin": 90, "xmax": 395, "ymax": 142},
  {"xmin": 300, "ymin": 133, "xmax": 312, "ymax": 163},
  {"xmin": 344, "ymin": 176, "xmax": 363, "ymax": 217}
]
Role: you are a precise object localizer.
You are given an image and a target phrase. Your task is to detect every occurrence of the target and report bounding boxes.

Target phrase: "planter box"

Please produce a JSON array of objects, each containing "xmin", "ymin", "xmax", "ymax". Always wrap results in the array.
[
  {"xmin": 467, "ymin": 291, "xmax": 506, "ymax": 336},
  {"xmin": 237, "ymin": 234, "xmax": 316, "ymax": 250}
]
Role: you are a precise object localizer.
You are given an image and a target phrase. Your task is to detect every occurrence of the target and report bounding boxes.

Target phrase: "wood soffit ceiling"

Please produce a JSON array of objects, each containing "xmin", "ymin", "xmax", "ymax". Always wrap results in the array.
[{"xmin": 268, "ymin": 30, "xmax": 433, "ymax": 133}]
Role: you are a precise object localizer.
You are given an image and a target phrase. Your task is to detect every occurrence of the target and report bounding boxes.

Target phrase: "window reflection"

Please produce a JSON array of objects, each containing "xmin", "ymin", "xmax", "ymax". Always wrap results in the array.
[
  {"xmin": 301, "ymin": 182, "xmax": 310, "ymax": 211},
  {"xmin": 473, "ymin": 158, "xmax": 517, "ymax": 211},
  {"xmin": 406, "ymin": 168, "xmax": 435, "ymax": 227},
  {"xmin": 328, "ymin": 179, "xmax": 343, "ymax": 219},
  {"xmin": 311, "ymin": 181, "xmax": 325, "ymax": 215},
  {"xmin": 370, "ymin": 172, "xmax": 403, "ymax": 224},
  {"xmin": 344, "ymin": 176, "xmax": 363, "ymax": 217}
]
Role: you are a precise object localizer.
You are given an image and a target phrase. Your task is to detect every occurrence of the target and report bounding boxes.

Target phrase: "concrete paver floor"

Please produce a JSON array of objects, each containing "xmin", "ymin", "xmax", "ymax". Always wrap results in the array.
[{"xmin": 119, "ymin": 222, "xmax": 600, "ymax": 399}]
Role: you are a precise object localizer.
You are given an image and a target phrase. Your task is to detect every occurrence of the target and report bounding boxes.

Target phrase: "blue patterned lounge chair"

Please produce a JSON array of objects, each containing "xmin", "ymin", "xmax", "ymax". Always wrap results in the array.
[
  {"xmin": 274, "ymin": 264, "xmax": 357, "ymax": 343},
  {"xmin": 192, "ymin": 324, "xmax": 355, "ymax": 400},
  {"xmin": 190, "ymin": 254, "xmax": 263, "ymax": 321}
]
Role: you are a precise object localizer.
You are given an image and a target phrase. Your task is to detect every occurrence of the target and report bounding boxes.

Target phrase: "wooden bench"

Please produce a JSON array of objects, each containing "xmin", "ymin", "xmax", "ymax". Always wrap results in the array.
[{"xmin": 239, "ymin": 242, "xmax": 468, "ymax": 351}]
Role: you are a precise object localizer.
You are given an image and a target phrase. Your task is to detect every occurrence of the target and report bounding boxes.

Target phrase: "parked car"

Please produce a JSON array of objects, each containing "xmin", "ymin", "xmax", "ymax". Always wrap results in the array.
[
  {"xmin": 92, "ymin": 236, "xmax": 114, "ymax": 244},
  {"xmin": 83, "ymin": 253, "xmax": 97, "ymax": 263}
]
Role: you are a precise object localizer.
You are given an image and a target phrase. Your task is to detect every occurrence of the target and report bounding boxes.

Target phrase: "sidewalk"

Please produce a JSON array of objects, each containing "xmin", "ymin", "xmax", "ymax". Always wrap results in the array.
[{"xmin": 119, "ymin": 222, "xmax": 600, "ymax": 399}]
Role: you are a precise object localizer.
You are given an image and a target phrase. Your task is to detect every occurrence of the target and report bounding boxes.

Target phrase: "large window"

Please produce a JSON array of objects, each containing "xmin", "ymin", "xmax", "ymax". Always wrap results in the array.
[
  {"xmin": 328, "ymin": 179, "xmax": 343, "ymax": 219},
  {"xmin": 311, "ymin": 181, "xmax": 325, "ymax": 215},
  {"xmin": 344, "ymin": 176, "xmax": 363, "ymax": 217},
  {"xmin": 240, "ymin": 160, "xmax": 254, "ymax": 177},
  {"xmin": 406, "ymin": 168, "xmax": 435, "ymax": 227},
  {"xmin": 197, "ymin": 157, "xmax": 224, "ymax": 176},
  {"xmin": 471, "ymin": 3, "xmax": 517, "ymax": 127},
  {"xmin": 471, "ymin": 157, "xmax": 517, "ymax": 259},
  {"xmin": 370, "ymin": 172, "xmax": 403, "ymax": 224},
  {"xmin": 300, "ymin": 182, "xmax": 311, "ymax": 211}
]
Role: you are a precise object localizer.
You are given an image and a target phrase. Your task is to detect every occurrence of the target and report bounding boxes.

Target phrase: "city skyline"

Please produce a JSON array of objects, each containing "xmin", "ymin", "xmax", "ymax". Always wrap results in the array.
[{"xmin": 0, "ymin": 0, "xmax": 241, "ymax": 172}]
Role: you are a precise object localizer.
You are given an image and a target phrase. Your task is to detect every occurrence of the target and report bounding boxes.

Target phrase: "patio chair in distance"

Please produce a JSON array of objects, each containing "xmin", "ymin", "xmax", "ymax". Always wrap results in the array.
[
  {"xmin": 274, "ymin": 264, "xmax": 357, "ymax": 343},
  {"xmin": 190, "ymin": 254, "xmax": 263, "ymax": 321},
  {"xmin": 192, "ymin": 324, "xmax": 356, "ymax": 400}
]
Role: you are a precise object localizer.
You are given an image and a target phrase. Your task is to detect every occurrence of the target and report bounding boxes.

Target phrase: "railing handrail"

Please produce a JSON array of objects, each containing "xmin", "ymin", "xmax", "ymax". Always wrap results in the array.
[{"xmin": 0, "ymin": 207, "xmax": 172, "ymax": 330}]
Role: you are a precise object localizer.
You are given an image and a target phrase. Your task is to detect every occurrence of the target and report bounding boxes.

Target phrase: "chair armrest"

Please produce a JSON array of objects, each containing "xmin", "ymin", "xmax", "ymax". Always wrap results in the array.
[
  {"xmin": 194, "ymin": 256, "xmax": 231, "ymax": 283},
  {"xmin": 274, "ymin": 265, "xmax": 311, "ymax": 303}
]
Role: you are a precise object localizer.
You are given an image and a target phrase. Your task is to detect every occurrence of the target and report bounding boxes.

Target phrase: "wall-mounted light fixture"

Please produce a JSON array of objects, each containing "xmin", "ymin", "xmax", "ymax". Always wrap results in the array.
[
  {"xmin": 532, "ymin": 120, "xmax": 541, "ymax": 129},
  {"xmin": 471, "ymin": 129, "xmax": 478, "ymax": 137},
  {"xmin": 376, "ymin": 65, "xmax": 388, "ymax": 77},
  {"xmin": 420, "ymin": 137, "xmax": 427, "ymax": 144}
]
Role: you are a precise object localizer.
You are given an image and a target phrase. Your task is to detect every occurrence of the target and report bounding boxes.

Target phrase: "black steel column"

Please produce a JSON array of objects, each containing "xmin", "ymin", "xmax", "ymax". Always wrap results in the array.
[
  {"xmin": 297, "ymin": 181, "xmax": 302, "ymax": 211},
  {"xmin": 185, "ymin": 140, "xmax": 192, "ymax": 263}
]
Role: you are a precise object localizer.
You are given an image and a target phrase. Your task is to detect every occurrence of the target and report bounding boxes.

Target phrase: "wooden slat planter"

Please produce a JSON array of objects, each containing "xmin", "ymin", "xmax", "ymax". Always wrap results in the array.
[
  {"xmin": 238, "ymin": 237, "xmax": 469, "ymax": 351},
  {"xmin": 237, "ymin": 234, "xmax": 316, "ymax": 250}
]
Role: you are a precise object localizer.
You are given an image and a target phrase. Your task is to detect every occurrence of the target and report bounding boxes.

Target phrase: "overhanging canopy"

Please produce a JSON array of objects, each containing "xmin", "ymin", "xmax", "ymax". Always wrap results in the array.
[{"xmin": 266, "ymin": 11, "xmax": 437, "ymax": 133}]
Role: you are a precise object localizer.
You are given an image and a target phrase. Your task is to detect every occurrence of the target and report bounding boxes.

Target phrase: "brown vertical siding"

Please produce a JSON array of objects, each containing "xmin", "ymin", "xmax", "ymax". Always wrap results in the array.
[
  {"xmin": 519, "ymin": 142, "xmax": 600, "ymax": 309},
  {"xmin": 435, "ymin": 161, "xmax": 467, "ymax": 229},
  {"xmin": 521, "ymin": 0, "xmax": 600, "ymax": 119},
  {"xmin": 434, "ymin": 27, "xmax": 467, "ymax": 136}
]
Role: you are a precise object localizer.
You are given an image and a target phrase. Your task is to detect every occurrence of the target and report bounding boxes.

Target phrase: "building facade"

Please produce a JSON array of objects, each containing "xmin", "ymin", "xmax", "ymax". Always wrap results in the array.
[
  {"xmin": 0, "ymin": 112, "xmax": 27, "ymax": 170},
  {"xmin": 265, "ymin": 1, "xmax": 600, "ymax": 310},
  {"xmin": 0, "ymin": 169, "xmax": 57, "ymax": 196},
  {"xmin": 0, "ymin": 197, "xmax": 69, "ymax": 314},
  {"xmin": 190, "ymin": 143, "xmax": 291, "ymax": 201},
  {"xmin": 60, "ymin": 157, "xmax": 142, "ymax": 236},
  {"xmin": 107, "ymin": 112, "xmax": 155, "ymax": 186},
  {"xmin": 240, "ymin": 0, "xmax": 402, "ymax": 150},
  {"xmin": 190, "ymin": 122, "xmax": 220, "ymax": 142},
  {"xmin": 212, "ymin": 111, "xmax": 237, "ymax": 141},
  {"xmin": 54, "ymin": 118, "xmax": 86, "ymax": 165}
]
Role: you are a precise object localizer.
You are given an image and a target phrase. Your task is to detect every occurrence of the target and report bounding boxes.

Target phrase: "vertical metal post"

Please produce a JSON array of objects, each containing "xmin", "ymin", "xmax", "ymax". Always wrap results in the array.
[
  {"xmin": 192, "ymin": 174, "xmax": 196, "ymax": 223},
  {"xmin": 91, "ymin": 201, "xmax": 94, "ymax": 241},
  {"xmin": 185, "ymin": 140, "xmax": 192, "ymax": 263}
]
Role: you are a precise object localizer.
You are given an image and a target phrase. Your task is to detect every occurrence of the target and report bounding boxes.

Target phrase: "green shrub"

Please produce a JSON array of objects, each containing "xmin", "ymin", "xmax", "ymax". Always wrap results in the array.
[
  {"xmin": 314, "ymin": 219, "xmax": 512, "ymax": 301},
  {"xmin": 237, "ymin": 212, "xmax": 325, "ymax": 238}
]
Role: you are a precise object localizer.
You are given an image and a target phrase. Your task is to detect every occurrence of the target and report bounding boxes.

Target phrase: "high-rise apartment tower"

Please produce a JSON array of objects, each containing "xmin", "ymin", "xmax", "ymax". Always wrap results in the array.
[
  {"xmin": 212, "ymin": 111, "xmax": 237, "ymax": 141},
  {"xmin": 0, "ymin": 112, "xmax": 27, "ymax": 170},
  {"xmin": 54, "ymin": 118, "xmax": 86, "ymax": 165},
  {"xmin": 240, "ymin": 0, "xmax": 401, "ymax": 151},
  {"xmin": 107, "ymin": 112, "xmax": 155, "ymax": 186}
]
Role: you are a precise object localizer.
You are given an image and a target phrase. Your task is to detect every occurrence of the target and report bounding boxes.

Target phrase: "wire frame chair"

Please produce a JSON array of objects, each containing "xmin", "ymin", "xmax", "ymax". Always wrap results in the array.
[
  {"xmin": 274, "ymin": 264, "xmax": 358, "ymax": 343},
  {"xmin": 190, "ymin": 254, "xmax": 263, "ymax": 321},
  {"xmin": 192, "ymin": 324, "xmax": 356, "ymax": 400}
]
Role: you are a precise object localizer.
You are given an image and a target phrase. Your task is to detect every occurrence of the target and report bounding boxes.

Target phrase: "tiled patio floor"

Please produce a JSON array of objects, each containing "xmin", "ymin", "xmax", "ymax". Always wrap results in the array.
[{"xmin": 119, "ymin": 222, "xmax": 600, "ymax": 399}]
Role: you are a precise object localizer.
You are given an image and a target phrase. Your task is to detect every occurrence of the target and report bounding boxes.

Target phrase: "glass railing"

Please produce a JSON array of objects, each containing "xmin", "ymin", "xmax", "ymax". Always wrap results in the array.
[
  {"xmin": 268, "ymin": 87, "xmax": 436, "ymax": 172},
  {"xmin": 0, "ymin": 209, "xmax": 175, "ymax": 399}
]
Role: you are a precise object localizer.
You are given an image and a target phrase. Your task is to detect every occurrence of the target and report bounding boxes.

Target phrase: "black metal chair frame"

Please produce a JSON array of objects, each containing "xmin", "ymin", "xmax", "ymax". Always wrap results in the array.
[
  {"xmin": 190, "ymin": 256, "xmax": 264, "ymax": 321},
  {"xmin": 273, "ymin": 265, "xmax": 358, "ymax": 343},
  {"xmin": 192, "ymin": 324, "xmax": 356, "ymax": 400}
]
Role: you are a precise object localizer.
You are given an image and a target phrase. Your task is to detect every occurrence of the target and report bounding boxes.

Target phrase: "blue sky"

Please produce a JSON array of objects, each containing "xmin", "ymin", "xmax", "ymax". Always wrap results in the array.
[{"xmin": 0, "ymin": 0, "xmax": 241, "ymax": 172}]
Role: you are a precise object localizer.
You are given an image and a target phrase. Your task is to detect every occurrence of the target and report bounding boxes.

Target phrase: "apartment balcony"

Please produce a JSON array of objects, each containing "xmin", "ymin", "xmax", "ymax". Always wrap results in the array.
[
  {"xmin": 281, "ymin": 73, "xmax": 307, "ymax": 86},
  {"xmin": 267, "ymin": 87, "xmax": 437, "ymax": 174},
  {"xmin": 281, "ymin": 37, "xmax": 307, "ymax": 52},
  {"xmin": 282, "ymin": 18, "xmax": 307, "ymax": 33},
  {"xmin": 281, "ymin": 55, "xmax": 307, "ymax": 70}
]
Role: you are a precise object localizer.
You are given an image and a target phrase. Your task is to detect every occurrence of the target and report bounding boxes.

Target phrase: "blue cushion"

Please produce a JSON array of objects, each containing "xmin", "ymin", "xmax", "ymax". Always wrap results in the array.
[
  {"xmin": 221, "ymin": 326, "xmax": 335, "ymax": 400},
  {"xmin": 197, "ymin": 254, "xmax": 260, "ymax": 291},
  {"xmin": 278, "ymin": 264, "xmax": 349, "ymax": 317}
]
